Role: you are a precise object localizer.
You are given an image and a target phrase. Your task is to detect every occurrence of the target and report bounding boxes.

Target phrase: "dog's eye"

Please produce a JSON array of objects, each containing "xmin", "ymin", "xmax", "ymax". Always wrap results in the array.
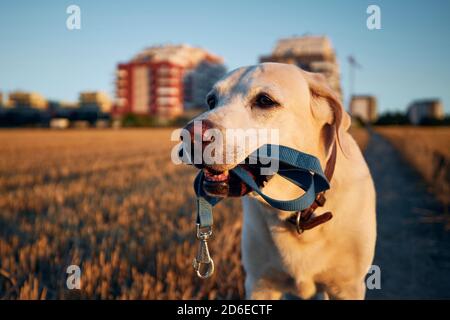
[
  {"xmin": 206, "ymin": 95, "xmax": 217, "ymax": 110},
  {"xmin": 254, "ymin": 93, "xmax": 278, "ymax": 108}
]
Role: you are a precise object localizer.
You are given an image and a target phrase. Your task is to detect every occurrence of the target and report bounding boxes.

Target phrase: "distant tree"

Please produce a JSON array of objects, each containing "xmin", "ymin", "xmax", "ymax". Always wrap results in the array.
[
  {"xmin": 121, "ymin": 113, "xmax": 159, "ymax": 127},
  {"xmin": 375, "ymin": 112, "xmax": 410, "ymax": 125},
  {"xmin": 419, "ymin": 116, "xmax": 450, "ymax": 126},
  {"xmin": 351, "ymin": 116, "xmax": 366, "ymax": 127},
  {"xmin": 0, "ymin": 107, "xmax": 49, "ymax": 127}
]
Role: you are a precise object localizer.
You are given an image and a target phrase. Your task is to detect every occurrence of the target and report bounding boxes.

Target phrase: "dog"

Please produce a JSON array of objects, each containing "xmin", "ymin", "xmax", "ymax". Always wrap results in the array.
[{"xmin": 182, "ymin": 63, "xmax": 376, "ymax": 300}]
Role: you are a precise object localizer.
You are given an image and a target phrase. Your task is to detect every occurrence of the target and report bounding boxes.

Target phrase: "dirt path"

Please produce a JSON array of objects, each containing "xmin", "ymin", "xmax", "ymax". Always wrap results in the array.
[{"xmin": 364, "ymin": 131, "xmax": 450, "ymax": 299}]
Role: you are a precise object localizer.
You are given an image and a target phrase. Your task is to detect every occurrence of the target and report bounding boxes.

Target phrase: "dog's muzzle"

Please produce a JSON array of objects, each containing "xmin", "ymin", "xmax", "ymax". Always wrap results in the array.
[{"xmin": 179, "ymin": 120, "xmax": 271, "ymax": 198}]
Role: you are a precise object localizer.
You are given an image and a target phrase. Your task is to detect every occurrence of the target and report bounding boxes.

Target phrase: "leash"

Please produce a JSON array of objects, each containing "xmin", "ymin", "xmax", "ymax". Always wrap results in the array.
[{"xmin": 192, "ymin": 143, "xmax": 337, "ymax": 279}]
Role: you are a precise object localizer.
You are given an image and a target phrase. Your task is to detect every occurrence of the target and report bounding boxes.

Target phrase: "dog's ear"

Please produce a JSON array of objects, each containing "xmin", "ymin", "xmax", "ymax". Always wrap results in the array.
[{"xmin": 303, "ymin": 71, "xmax": 351, "ymax": 157}]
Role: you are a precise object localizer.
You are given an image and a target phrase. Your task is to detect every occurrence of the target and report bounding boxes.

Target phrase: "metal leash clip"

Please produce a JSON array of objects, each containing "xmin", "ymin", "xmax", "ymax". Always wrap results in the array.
[{"xmin": 192, "ymin": 224, "xmax": 214, "ymax": 279}]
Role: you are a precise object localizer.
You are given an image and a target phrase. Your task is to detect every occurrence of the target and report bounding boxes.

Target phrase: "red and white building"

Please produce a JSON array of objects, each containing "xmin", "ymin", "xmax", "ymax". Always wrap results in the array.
[{"xmin": 114, "ymin": 44, "xmax": 225, "ymax": 118}]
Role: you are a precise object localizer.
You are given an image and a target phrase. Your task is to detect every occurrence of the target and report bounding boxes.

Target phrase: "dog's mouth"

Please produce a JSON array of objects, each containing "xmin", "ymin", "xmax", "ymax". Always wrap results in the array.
[
  {"xmin": 179, "ymin": 144, "xmax": 274, "ymax": 198},
  {"xmin": 202, "ymin": 162, "xmax": 273, "ymax": 198}
]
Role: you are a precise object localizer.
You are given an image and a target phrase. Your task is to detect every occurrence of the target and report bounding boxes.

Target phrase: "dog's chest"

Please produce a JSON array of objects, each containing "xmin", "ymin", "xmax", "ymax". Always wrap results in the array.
[
  {"xmin": 270, "ymin": 225, "xmax": 330, "ymax": 278},
  {"xmin": 242, "ymin": 197, "xmax": 330, "ymax": 280}
]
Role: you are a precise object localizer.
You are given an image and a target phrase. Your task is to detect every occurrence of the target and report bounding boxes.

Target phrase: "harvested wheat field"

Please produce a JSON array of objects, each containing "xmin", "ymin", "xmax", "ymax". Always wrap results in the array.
[
  {"xmin": 376, "ymin": 126, "xmax": 450, "ymax": 207},
  {"xmin": 0, "ymin": 128, "xmax": 368, "ymax": 300}
]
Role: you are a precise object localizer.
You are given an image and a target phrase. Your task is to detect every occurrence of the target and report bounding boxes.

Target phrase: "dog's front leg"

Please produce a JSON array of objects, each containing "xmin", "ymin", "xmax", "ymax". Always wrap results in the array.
[
  {"xmin": 245, "ymin": 276, "xmax": 283, "ymax": 300},
  {"xmin": 241, "ymin": 198, "xmax": 286, "ymax": 300},
  {"xmin": 242, "ymin": 222, "xmax": 284, "ymax": 300},
  {"xmin": 326, "ymin": 280, "xmax": 366, "ymax": 300}
]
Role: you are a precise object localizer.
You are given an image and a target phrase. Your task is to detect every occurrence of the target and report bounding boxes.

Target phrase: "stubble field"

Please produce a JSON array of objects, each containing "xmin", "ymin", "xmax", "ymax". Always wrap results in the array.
[{"xmin": 0, "ymin": 128, "xmax": 367, "ymax": 299}]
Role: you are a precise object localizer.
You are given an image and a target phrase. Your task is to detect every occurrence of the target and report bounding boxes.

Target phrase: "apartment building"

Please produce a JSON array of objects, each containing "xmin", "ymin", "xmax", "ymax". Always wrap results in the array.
[
  {"xmin": 407, "ymin": 99, "xmax": 444, "ymax": 125},
  {"xmin": 8, "ymin": 91, "xmax": 48, "ymax": 109},
  {"xmin": 349, "ymin": 95, "xmax": 378, "ymax": 123},
  {"xmin": 79, "ymin": 91, "xmax": 112, "ymax": 112},
  {"xmin": 115, "ymin": 44, "xmax": 226, "ymax": 118},
  {"xmin": 260, "ymin": 35, "xmax": 342, "ymax": 99}
]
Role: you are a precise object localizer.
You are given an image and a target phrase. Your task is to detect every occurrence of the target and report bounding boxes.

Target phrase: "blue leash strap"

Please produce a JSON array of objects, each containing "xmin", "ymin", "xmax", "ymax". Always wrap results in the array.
[{"xmin": 192, "ymin": 144, "xmax": 331, "ymax": 278}]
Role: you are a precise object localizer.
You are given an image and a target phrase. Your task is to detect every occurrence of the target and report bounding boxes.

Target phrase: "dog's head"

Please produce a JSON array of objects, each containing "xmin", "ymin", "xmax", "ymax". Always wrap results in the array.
[{"xmin": 180, "ymin": 62, "xmax": 351, "ymax": 198}]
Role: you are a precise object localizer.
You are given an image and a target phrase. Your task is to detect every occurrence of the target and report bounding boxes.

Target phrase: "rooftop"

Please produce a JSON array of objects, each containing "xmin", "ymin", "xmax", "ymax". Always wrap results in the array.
[
  {"xmin": 132, "ymin": 44, "xmax": 224, "ymax": 68},
  {"xmin": 271, "ymin": 35, "xmax": 335, "ymax": 57}
]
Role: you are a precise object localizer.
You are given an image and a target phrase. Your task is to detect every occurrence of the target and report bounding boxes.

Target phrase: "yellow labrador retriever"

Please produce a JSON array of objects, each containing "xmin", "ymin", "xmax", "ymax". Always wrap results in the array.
[{"xmin": 185, "ymin": 63, "xmax": 376, "ymax": 300}]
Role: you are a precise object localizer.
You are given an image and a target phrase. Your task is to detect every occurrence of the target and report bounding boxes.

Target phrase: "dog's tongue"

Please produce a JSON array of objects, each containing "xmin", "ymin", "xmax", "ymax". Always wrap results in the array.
[{"xmin": 204, "ymin": 169, "xmax": 229, "ymax": 182}]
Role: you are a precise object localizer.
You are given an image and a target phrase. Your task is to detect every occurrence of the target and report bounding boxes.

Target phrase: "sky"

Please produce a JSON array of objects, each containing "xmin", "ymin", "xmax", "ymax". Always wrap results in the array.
[{"xmin": 0, "ymin": 0, "xmax": 449, "ymax": 113}]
